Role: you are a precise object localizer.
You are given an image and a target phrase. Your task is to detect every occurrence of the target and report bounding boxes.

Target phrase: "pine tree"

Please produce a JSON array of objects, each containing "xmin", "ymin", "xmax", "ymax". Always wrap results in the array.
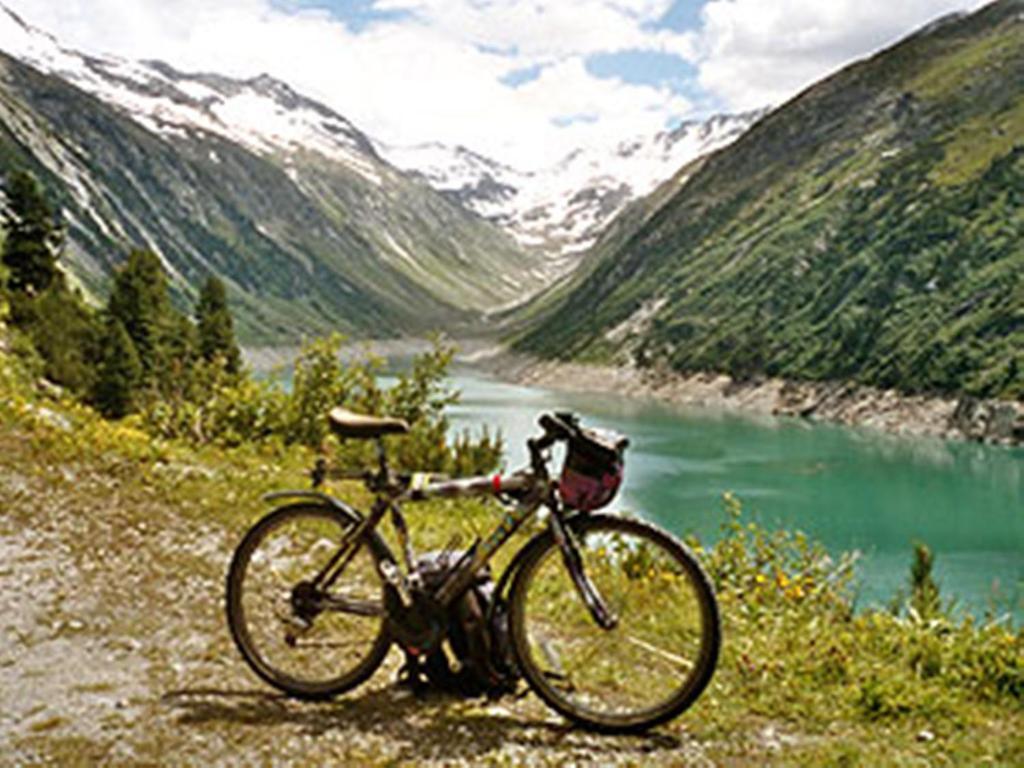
[
  {"xmin": 24, "ymin": 287, "xmax": 101, "ymax": 395},
  {"xmin": 92, "ymin": 317, "xmax": 141, "ymax": 418},
  {"xmin": 1, "ymin": 170, "xmax": 62, "ymax": 294},
  {"xmin": 106, "ymin": 249, "xmax": 171, "ymax": 376},
  {"xmin": 195, "ymin": 275, "xmax": 241, "ymax": 374},
  {"xmin": 163, "ymin": 311, "xmax": 200, "ymax": 400}
]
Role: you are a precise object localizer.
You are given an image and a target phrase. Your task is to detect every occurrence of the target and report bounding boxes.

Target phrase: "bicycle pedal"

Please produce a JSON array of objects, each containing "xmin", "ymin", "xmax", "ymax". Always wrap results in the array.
[{"xmin": 281, "ymin": 615, "xmax": 313, "ymax": 646}]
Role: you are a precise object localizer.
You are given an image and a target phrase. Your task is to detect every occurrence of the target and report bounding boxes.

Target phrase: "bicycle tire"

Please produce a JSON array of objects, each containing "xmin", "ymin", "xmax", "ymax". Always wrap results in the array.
[
  {"xmin": 508, "ymin": 513, "xmax": 720, "ymax": 733},
  {"xmin": 226, "ymin": 502, "xmax": 393, "ymax": 699}
]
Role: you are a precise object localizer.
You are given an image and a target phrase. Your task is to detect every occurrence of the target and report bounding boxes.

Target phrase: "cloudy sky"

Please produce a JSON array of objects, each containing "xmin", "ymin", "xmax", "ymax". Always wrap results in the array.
[{"xmin": 6, "ymin": 0, "xmax": 990, "ymax": 168}]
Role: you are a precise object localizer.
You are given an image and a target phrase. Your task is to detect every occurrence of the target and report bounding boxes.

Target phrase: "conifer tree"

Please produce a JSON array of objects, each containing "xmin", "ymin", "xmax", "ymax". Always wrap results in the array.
[
  {"xmin": 106, "ymin": 249, "xmax": 171, "ymax": 376},
  {"xmin": 196, "ymin": 275, "xmax": 241, "ymax": 374},
  {"xmin": 92, "ymin": 317, "xmax": 141, "ymax": 418},
  {"xmin": 163, "ymin": 311, "xmax": 200, "ymax": 400},
  {"xmin": 1, "ymin": 170, "xmax": 62, "ymax": 294}
]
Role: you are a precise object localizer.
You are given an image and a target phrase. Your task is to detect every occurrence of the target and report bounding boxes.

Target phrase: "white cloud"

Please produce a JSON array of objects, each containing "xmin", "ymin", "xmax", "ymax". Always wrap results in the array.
[
  {"xmin": 375, "ymin": 0, "xmax": 694, "ymax": 59},
  {"xmin": 2, "ymin": 0, "xmax": 989, "ymax": 167},
  {"xmin": 692, "ymin": 0, "xmax": 992, "ymax": 111},
  {"xmin": 4, "ymin": 0, "xmax": 693, "ymax": 168}
]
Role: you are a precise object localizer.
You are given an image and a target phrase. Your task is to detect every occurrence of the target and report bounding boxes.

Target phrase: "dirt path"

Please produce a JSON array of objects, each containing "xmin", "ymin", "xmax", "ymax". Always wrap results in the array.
[{"xmin": 0, "ymin": 431, "xmax": 710, "ymax": 766}]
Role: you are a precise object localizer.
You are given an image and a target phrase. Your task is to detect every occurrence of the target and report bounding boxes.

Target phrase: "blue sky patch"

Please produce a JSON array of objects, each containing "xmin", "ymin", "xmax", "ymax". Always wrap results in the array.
[
  {"xmin": 270, "ymin": 0, "xmax": 413, "ymax": 33},
  {"xmin": 649, "ymin": 0, "xmax": 704, "ymax": 32},
  {"xmin": 586, "ymin": 50, "xmax": 696, "ymax": 94},
  {"xmin": 501, "ymin": 63, "xmax": 543, "ymax": 88},
  {"xmin": 552, "ymin": 113, "xmax": 599, "ymax": 127}
]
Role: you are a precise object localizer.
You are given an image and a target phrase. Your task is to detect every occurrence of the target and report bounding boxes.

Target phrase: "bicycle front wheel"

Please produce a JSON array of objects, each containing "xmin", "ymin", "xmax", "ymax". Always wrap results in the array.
[
  {"xmin": 509, "ymin": 514, "xmax": 720, "ymax": 733},
  {"xmin": 226, "ymin": 502, "xmax": 392, "ymax": 699}
]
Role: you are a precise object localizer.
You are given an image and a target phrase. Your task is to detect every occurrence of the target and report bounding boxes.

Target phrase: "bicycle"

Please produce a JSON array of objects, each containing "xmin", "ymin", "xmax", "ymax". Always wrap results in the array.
[{"xmin": 226, "ymin": 409, "xmax": 721, "ymax": 733}]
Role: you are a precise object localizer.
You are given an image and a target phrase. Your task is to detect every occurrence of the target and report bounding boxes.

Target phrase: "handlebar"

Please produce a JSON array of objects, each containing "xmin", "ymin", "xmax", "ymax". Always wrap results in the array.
[
  {"xmin": 527, "ymin": 412, "xmax": 579, "ymax": 474},
  {"xmin": 538, "ymin": 412, "xmax": 574, "ymax": 440},
  {"xmin": 534, "ymin": 410, "xmax": 629, "ymax": 450}
]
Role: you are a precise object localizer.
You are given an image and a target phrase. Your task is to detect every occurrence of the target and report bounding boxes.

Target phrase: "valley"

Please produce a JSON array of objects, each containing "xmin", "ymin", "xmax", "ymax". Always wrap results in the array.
[
  {"xmin": 0, "ymin": 1, "xmax": 1022, "ymax": 759},
  {"xmin": 0, "ymin": 2, "xmax": 1020, "ymax": 415}
]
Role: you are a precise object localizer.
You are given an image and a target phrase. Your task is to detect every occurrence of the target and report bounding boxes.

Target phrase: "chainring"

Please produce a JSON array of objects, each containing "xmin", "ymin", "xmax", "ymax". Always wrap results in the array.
[{"xmin": 385, "ymin": 585, "xmax": 447, "ymax": 656}]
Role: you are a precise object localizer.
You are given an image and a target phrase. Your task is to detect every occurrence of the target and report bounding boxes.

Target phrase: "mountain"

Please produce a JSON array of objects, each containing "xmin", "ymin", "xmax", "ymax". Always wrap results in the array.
[
  {"xmin": 513, "ymin": 0, "xmax": 1024, "ymax": 401},
  {"xmin": 379, "ymin": 111, "xmax": 763, "ymax": 273},
  {"xmin": 0, "ymin": 6, "xmax": 545, "ymax": 344}
]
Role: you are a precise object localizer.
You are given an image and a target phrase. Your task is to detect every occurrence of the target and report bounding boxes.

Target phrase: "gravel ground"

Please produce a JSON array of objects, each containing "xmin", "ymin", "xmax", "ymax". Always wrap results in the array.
[{"xmin": 0, "ymin": 431, "xmax": 712, "ymax": 767}]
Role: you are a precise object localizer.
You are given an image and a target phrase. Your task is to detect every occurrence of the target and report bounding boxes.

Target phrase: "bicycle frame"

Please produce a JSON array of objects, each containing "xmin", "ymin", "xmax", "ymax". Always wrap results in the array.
[
  {"xmin": 266, "ymin": 469, "xmax": 546, "ymax": 603},
  {"xmin": 264, "ymin": 427, "xmax": 616, "ymax": 627},
  {"xmin": 404, "ymin": 472, "xmax": 545, "ymax": 605}
]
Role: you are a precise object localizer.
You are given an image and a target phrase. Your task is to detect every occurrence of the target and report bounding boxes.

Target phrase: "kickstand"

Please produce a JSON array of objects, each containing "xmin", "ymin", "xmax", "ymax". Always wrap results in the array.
[{"xmin": 396, "ymin": 651, "xmax": 428, "ymax": 696}]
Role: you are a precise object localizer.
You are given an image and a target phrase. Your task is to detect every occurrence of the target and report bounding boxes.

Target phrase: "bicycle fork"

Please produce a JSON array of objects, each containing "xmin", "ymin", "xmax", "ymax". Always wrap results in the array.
[{"xmin": 549, "ymin": 512, "xmax": 618, "ymax": 631}]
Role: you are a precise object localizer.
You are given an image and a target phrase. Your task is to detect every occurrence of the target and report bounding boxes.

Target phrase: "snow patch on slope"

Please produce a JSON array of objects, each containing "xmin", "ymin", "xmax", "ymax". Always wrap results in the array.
[
  {"xmin": 0, "ymin": 5, "xmax": 382, "ymax": 184},
  {"xmin": 380, "ymin": 110, "xmax": 766, "ymax": 271}
]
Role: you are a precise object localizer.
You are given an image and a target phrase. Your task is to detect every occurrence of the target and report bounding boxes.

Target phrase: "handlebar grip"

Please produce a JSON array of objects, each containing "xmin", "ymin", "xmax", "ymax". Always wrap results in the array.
[
  {"xmin": 528, "ymin": 434, "xmax": 555, "ymax": 455},
  {"xmin": 539, "ymin": 413, "xmax": 572, "ymax": 439}
]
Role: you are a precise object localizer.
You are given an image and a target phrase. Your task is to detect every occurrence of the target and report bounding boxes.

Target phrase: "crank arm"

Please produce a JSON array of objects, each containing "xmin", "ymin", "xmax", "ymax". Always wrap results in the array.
[
  {"xmin": 320, "ymin": 594, "xmax": 385, "ymax": 617},
  {"xmin": 279, "ymin": 613, "xmax": 313, "ymax": 647}
]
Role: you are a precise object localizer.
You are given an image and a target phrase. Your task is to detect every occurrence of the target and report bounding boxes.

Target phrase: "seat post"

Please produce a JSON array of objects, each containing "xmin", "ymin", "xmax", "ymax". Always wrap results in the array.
[{"xmin": 375, "ymin": 437, "xmax": 389, "ymax": 479}]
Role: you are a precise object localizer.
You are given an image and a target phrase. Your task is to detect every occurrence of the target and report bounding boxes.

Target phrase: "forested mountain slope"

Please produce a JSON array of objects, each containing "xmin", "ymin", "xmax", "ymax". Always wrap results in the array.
[
  {"xmin": 514, "ymin": 0, "xmax": 1024, "ymax": 400},
  {"xmin": 0, "ymin": 20, "xmax": 540, "ymax": 344}
]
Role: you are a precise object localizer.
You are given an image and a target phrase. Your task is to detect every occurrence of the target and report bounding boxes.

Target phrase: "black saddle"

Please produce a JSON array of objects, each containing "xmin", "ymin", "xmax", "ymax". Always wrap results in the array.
[{"xmin": 328, "ymin": 407, "xmax": 409, "ymax": 439}]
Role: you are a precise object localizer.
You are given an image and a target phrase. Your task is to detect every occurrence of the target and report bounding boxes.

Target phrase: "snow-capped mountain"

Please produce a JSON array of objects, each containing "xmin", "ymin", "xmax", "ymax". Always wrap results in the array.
[
  {"xmin": 0, "ymin": 5, "xmax": 385, "ymax": 183},
  {"xmin": 0, "ymin": 0, "xmax": 762, "ymax": 336},
  {"xmin": 380, "ymin": 110, "xmax": 767, "ymax": 270},
  {"xmin": 0, "ymin": 4, "xmax": 543, "ymax": 341}
]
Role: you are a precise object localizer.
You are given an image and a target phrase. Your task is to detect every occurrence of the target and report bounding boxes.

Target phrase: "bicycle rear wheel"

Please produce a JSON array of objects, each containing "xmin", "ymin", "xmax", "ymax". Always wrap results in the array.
[
  {"xmin": 509, "ymin": 514, "xmax": 720, "ymax": 733},
  {"xmin": 226, "ymin": 502, "xmax": 392, "ymax": 699}
]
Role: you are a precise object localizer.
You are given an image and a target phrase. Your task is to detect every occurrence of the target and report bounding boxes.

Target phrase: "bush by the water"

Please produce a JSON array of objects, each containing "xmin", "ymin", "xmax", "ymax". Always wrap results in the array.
[
  {"xmin": 697, "ymin": 493, "xmax": 1022, "ymax": 734},
  {"xmin": 142, "ymin": 333, "xmax": 503, "ymax": 475}
]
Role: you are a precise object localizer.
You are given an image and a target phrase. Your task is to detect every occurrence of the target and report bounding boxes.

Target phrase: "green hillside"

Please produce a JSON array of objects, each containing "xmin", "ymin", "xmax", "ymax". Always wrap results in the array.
[
  {"xmin": 513, "ymin": 0, "xmax": 1024, "ymax": 400},
  {"xmin": 0, "ymin": 54, "xmax": 541, "ymax": 344}
]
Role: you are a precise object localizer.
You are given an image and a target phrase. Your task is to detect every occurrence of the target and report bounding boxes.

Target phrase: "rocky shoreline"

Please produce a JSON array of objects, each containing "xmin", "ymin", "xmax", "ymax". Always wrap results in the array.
[
  {"xmin": 241, "ymin": 339, "xmax": 1024, "ymax": 446},
  {"xmin": 480, "ymin": 352, "xmax": 1024, "ymax": 447}
]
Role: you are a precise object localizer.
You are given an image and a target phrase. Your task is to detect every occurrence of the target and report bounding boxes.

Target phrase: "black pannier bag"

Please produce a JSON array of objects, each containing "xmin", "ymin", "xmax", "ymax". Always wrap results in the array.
[
  {"xmin": 559, "ymin": 426, "xmax": 628, "ymax": 512},
  {"xmin": 396, "ymin": 551, "xmax": 518, "ymax": 697}
]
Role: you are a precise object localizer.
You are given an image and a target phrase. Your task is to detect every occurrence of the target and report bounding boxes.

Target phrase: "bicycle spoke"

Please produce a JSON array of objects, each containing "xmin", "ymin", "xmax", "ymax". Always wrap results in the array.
[
  {"xmin": 624, "ymin": 635, "xmax": 695, "ymax": 670},
  {"xmin": 287, "ymin": 639, "xmax": 368, "ymax": 650},
  {"xmin": 227, "ymin": 504, "xmax": 390, "ymax": 698},
  {"xmin": 512, "ymin": 515, "xmax": 719, "ymax": 731}
]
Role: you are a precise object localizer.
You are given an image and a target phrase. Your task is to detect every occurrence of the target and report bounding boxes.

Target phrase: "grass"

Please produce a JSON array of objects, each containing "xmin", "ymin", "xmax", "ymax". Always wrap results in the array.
[
  {"xmin": 2, "ymin": 344, "xmax": 1021, "ymax": 765},
  {"xmin": 908, "ymin": 19, "xmax": 1024, "ymax": 102},
  {"xmin": 933, "ymin": 98, "xmax": 1024, "ymax": 186}
]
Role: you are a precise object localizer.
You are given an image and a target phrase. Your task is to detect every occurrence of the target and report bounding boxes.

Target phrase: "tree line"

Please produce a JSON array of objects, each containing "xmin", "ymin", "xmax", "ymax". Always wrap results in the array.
[
  {"xmin": 0, "ymin": 168, "xmax": 504, "ymax": 474},
  {"xmin": 1, "ymin": 169, "xmax": 241, "ymax": 418}
]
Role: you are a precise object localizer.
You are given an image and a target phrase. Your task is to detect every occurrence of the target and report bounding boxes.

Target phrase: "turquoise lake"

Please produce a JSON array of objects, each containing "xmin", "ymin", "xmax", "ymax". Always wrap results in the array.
[{"xmin": 442, "ymin": 367, "xmax": 1024, "ymax": 622}]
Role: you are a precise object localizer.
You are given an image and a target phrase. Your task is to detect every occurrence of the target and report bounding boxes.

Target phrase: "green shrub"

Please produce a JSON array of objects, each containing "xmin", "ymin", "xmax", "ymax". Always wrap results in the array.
[
  {"xmin": 138, "ymin": 334, "xmax": 503, "ymax": 476},
  {"xmin": 6, "ymin": 285, "xmax": 101, "ymax": 397},
  {"xmin": 282, "ymin": 334, "xmax": 374, "ymax": 447},
  {"xmin": 693, "ymin": 494, "xmax": 1022, "ymax": 734}
]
